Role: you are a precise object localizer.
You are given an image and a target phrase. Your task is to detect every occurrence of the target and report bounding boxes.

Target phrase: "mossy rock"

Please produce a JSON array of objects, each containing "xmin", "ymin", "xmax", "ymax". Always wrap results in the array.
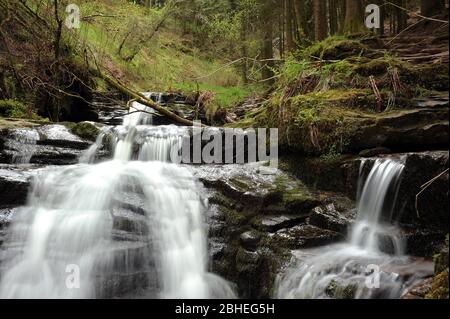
[
  {"xmin": 354, "ymin": 59, "xmax": 390, "ymax": 76},
  {"xmin": 425, "ymin": 270, "xmax": 449, "ymax": 299},
  {"xmin": 326, "ymin": 279, "xmax": 358, "ymax": 299},
  {"xmin": 64, "ymin": 121, "xmax": 100, "ymax": 141},
  {"xmin": 218, "ymin": 206, "xmax": 247, "ymax": 227},
  {"xmin": 308, "ymin": 37, "xmax": 369, "ymax": 61}
]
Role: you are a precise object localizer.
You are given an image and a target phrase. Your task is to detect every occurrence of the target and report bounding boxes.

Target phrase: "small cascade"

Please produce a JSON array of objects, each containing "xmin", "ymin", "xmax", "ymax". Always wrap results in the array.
[
  {"xmin": 79, "ymin": 127, "xmax": 111, "ymax": 164},
  {"xmin": 276, "ymin": 159, "xmax": 432, "ymax": 299},
  {"xmin": 6, "ymin": 129, "xmax": 39, "ymax": 164},
  {"xmin": 0, "ymin": 94, "xmax": 235, "ymax": 299},
  {"xmin": 122, "ymin": 93, "xmax": 161, "ymax": 128}
]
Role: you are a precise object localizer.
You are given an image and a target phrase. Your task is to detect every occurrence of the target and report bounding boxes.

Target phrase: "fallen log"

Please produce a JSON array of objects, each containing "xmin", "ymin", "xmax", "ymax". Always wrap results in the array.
[{"xmin": 93, "ymin": 69, "xmax": 205, "ymax": 127}]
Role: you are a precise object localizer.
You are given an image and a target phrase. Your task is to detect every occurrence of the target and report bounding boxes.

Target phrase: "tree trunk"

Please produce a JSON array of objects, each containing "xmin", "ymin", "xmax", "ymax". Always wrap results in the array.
[
  {"xmin": 293, "ymin": 0, "xmax": 308, "ymax": 43},
  {"xmin": 329, "ymin": 0, "xmax": 339, "ymax": 35},
  {"xmin": 313, "ymin": 0, "xmax": 327, "ymax": 41},
  {"xmin": 285, "ymin": 0, "xmax": 294, "ymax": 51},
  {"xmin": 394, "ymin": 0, "xmax": 407, "ymax": 33},
  {"xmin": 421, "ymin": 0, "xmax": 445, "ymax": 17},
  {"xmin": 342, "ymin": 0, "xmax": 365, "ymax": 34},
  {"xmin": 261, "ymin": 0, "xmax": 275, "ymax": 83},
  {"xmin": 53, "ymin": 0, "xmax": 63, "ymax": 60}
]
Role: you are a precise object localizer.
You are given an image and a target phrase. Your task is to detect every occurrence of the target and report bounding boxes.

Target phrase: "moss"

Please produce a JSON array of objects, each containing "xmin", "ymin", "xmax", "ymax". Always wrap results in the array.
[
  {"xmin": 209, "ymin": 192, "xmax": 236, "ymax": 209},
  {"xmin": 306, "ymin": 36, "xmax": 368, "ymax": 61},
  {"xmin": 219, "ymin": 206, "xmax": 247, "ymax": 226},
  {"xmin": 354, "ymin": 59, "xmax": 390, "ymax": 76},
  {"xmin": 326, "ymin": 279, "xmax": 358, "ymax": 299},
  {"xmin": 255, "ymin": 90, "xmax": 377, "ymax": 155},
  {"xmin": 65, "ymin": 121, "xmax": 100, "ymax": 141},
  {"xmin": 425, "ymin": 270, "xmax": 449, "ymax": 299}
]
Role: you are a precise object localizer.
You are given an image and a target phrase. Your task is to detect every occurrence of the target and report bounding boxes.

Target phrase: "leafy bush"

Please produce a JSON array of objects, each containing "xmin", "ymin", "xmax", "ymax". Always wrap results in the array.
[{"xmin": 0, "ymin": 99, "xmax": 30, "ymax": 118}]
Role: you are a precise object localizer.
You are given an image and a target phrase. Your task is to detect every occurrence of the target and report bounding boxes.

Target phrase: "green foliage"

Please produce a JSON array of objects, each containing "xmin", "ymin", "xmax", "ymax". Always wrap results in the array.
[
  {"xmin": 74, "ymin": 0, "xmax": 243, "ymax": 91},
  {"xmin": 0, "ymin": 99, "xmax": 35, "ymax": 118}
]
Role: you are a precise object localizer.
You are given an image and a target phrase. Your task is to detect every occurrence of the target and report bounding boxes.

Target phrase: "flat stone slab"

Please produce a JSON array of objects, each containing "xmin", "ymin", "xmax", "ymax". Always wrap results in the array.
[
  {"xmin": 260, "ymin": 215, "xmax": 308, "ymax": 233},
  {"xmin": 273, "ymin": 224, "xmax": 344, "ymax": 249}
]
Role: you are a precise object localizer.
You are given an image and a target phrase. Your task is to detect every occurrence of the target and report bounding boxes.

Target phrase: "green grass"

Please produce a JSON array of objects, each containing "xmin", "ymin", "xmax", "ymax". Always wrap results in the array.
[
  {"xmin": 71, "ymin": 0, "xmax": 246, "ymax": 98},
  {"xmin": 172, "ymin": 83, "xmax": 263, "ymax": 110}
]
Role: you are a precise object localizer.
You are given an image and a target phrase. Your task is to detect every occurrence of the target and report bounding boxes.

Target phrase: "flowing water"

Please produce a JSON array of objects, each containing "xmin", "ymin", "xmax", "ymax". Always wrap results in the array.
[
  {"xmin": 0, "ymin": 99, "xmax": 235, "ymax": 299},
  {"xmin": 276, "ymin": 159, "xmax": 433, "ymax": 299}
]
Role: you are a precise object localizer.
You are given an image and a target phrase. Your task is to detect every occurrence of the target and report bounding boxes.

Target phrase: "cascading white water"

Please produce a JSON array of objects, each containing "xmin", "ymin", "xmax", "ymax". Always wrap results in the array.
[
  {"xmin": 276, "ymin": 159, "xmax": 432, "ymax": 299},
  {"xmin": 349, "ymin": 160, "xmax": 405, "ymax": 255},
  {"xmin": 0, "ymin": 98, "xmax": 235, "ymax": 299},
  {"xmin": 6, "ymin": 128, "xmax": 39, "ymax": 164}
]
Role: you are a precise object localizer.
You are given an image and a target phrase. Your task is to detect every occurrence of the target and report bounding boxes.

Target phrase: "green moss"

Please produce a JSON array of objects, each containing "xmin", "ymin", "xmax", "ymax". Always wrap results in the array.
[
  {"xmin": 219, "ymin": 206, "xmax": 247, "ymax": 226},
  {"xmin": 306, "ymin": 36, "xmax": 368, "ymax": 61},
  {"xmin": 326, "ymin": 280, "xmax": 358, "ymax": 299},
  {"xmin": 425, "ymin": 270, "xmax": 449, "ymax": 299},
  {"xmin": 354, "ymin": 59, "xmax": 390, "ymax": 76},
  {"xmin": 209, "ymin": 192, "xmax": 236, "ymax": 209},
  {"xmin": 63, "ymin": 121, "xmax": 100, "ymax": 141}
]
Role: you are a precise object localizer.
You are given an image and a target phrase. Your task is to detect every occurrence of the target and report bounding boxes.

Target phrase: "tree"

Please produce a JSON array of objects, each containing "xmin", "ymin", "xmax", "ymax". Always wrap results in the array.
[
  {"xmin": 342, "ymin": 0, "xmax": 365, "ymax": 34},
  {"xmin": 261, "ymin": 0, "xmax": 275, "ymax": 82},
  {"xmin": 293, "ymin": 0, "xmax": 311, "ymax": 43},
  {"xmin": 313, "ymin": 0, "xmax": 327, "ymax": 40},
  {"xmin": 421, "ymin": 0, "xmax": 446, "ymax": 17},
  {"xmin": 285, "ymin": 0, "xmax": 294, "ymax": 51},
  {"xmin": 329, "ymin": 0, "xmax": 339, "ymax": 35}
]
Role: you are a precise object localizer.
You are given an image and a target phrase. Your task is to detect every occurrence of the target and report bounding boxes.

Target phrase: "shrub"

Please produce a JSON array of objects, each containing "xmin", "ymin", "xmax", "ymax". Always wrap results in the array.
[{"xmin": 0, "ymin": 99, "xmax": 30, "ymax": 118}]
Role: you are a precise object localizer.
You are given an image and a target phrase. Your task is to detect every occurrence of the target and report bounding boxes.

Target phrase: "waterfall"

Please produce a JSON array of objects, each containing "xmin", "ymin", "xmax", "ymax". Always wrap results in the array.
[
  {"xmin": 6, "ymin": 128, "xmax": 39, "ymax": 164},
  {"xmin": 349, "ymin": 160, "xmax": 405, "ymax": 255},
  {"xmin": 0, "ymin": 98, "xmax": 235, "ymax": 299},
  {"xmin": 276, "ymin": 159, "xmax": 431, "ymax": 299}
]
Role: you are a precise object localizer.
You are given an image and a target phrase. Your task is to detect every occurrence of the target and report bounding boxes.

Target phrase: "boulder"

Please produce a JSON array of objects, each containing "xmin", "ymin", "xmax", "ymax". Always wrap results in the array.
[
  {"xmin": 260, "ymin": 215, "xmax": 307, "ymax": 233},
  {"xmin": 239, "ymin": 231, "xmax": 261, "ymax": 252},
  {"xmin": 308, "ymin": 204, "xmax": 355, "ymax": 234},
  {"xmin": 0, "ymin": 165, "xmax": 36, "ymax": 207},
  {"xmin": 359, "ymin": 147, "xmax": 391, "ymax": 158},
  {"xmin": 274, "ymin": 224, "xmax": 344, "ymax": 249}
]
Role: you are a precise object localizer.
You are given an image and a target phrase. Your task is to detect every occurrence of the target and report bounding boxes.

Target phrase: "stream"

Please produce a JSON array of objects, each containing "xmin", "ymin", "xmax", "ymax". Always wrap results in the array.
[{"xmin": 0, "ymin": 95, "xmax": 444, "ymax": 299}]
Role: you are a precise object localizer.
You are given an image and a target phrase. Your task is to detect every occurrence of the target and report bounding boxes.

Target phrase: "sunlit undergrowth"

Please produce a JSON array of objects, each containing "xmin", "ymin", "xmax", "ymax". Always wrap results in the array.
[
  {"xmin": 0, "ymin": 100, "xmax": 41, "ymax": 120},
  {"xmin": 72, "ymin": 0, "xmax": 246, "ymax": 108}
]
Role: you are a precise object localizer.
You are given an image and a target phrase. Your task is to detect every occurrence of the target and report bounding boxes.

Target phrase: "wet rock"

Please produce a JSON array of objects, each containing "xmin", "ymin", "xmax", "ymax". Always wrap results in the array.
[
  {"xmin": 309, "ymin": 204, "xmax": 355, "ymax": 234},
  {"xmin": 359, "ymin": 147, "xmax": 391, "ymax": 157},
  {"xmin": 399, "ymin": 151, "xmax": 449, "ymax": 228},
  {"xmin": 0, "ymin": 165, "xmax": 36, "ymax": 207},
  {"xmin": 194, "ymin": 164, "xmax": 321, "ymax": 216},
  {"xmin": 0, "ymin": 207, "xmax": 19, "ymax": 229},
  {"xmin": 274, "ymin": 224, "xmax": 343, "ymax": 249},
  {"xmin": 209, "ymin": 240, "xmax": 226, "ymax": 260},
  {"xmin": 282, "ymin": 151, "xmax": 449, "ymax": 232},
  {"xmin": 260, "ymin": 215, "xmax": 307, "ymax": 233},
  {"xmin": 401, "ymin": 227, "xmax": 446, "ymax": 257},
  {"xmin": 37, "ymin": 125, "xmax": 91, "ymax": 149},
  {"xmin": 350, "ymin": 108, "xmax": 448, "ymax": 153},
  {"xmin": 239, "ymin": 231, "xmax": 261, "ymax": 251},
  {"xmin": 111, "ymin": 208, "xmax": 149, "ymax": 236},
  {"xmin": 233, "ymin": 247, "xmax": 281, "ymax": 299},
  {"xmin": 1, "ymin": 124, "xmax": 93, "ymax": 165},
  {"xmin": 402, "ymin": 277, "xmax": 433, "ymax": 299}
]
